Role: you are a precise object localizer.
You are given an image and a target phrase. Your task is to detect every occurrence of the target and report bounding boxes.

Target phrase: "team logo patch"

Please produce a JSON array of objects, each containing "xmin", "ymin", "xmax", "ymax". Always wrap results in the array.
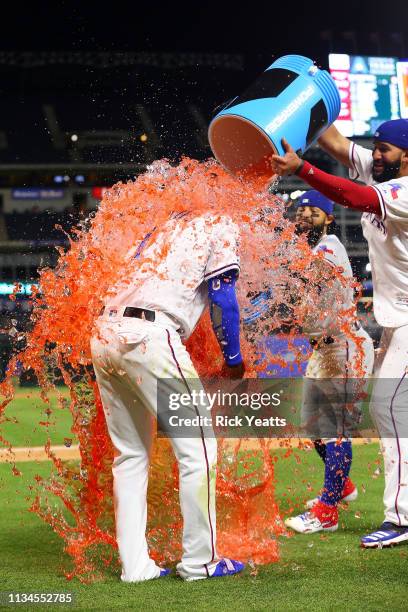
[
  {"xmin": 390, "ymin": 183, "xmax": 403, "ymax": 200},
  {"xmin": 318, "ymin": 245, "xmax": 334, "ymax": 255}
]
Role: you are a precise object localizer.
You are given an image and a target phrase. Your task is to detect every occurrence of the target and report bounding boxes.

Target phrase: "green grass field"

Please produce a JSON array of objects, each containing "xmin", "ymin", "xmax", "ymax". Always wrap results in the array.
[
  {"xmin": 1, "ymin": 388, "xmax": 407, "ymax": 611},
  {"xmin": 1, "ymin": 386, "xmax": 74, "ymax": 448}
]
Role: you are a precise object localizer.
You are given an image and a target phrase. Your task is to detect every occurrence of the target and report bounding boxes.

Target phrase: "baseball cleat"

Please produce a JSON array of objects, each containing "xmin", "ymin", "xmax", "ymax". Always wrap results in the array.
[
  {"xmin": 360, "ymin": 522, "xmax": 408, "ymax": 548},
  {"xmin": 286, "ymin": 500, "xmax": 338, "ymax": 534},
  {"xmin": 341, "ymin": 479, "xmax": 359, "ymax": 502},
  {"xmin": 181, "ymin": 558, "xmax": 245, "ymax": 581},
  {"xmin": 305, "ymin": 478, "xmax": 358, "ymax": 509},
  {"xmin": 210, "ymin": 558, "xmax": 245, "ymax": 578},
  {"xmin": 285, "ymin": 512, "xmax": 338, "ymax": 534}
]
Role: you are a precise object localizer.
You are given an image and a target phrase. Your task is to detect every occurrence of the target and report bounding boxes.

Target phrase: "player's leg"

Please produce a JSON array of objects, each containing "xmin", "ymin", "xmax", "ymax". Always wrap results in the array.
[
  {"xmin": 300, "ymin": 371, "xmax": 321, "ymax": 441},
  {"xmin": 286, "ymin": 373, "xmax": 338, "ymax": 532},
  {"xmin": 321, "ymin": 333, "xmax": 373, "ymax": 495},
  {"xmin": 117, "ymin": 321, "xmax": 242, "ymax": 579},
  {"xmin": 362, "ymin": 325, "xmax": 408, "ymax": 547},
  {"xmin": 313, "ymin": 438, "xmax": 327, "ymax": 461},
  {"xmin": 308, "ymin": 438, "xmax": 356, "ymax": 504},
  {"xmin": 319, "ymin": 333, "xmax": 374, "ymax": 509},
  {"xmin": 91, "ymin": 330, "xmax": 163, "ymax": 582},
  {"xmin": 319, "ymin": 436, "xmax": 352, "ymax": 506},
  {"xmin": 301, "ymin": 380, "xmax": 354, "ymax": 531},
  {"xmin": 287, "ymin": 339, "xmax": 363, "ymax": 533},
  {"xmin": 300, "ymin": 370, "xmax": 328, "ymax": 471},
  {"xmin": 306, "ymin": 350, "xmax": 329, "ymax": 462},
  {"xmin": 302, "ymin": 349, "xmax": 356, "ymax": 507},
  {"xmin": 320, "ymin": 375, "xmax": 360, "ymax": 509},
  {"xmin": 160, "ymin": 329, "xmax": 223, "ymax": 580}
]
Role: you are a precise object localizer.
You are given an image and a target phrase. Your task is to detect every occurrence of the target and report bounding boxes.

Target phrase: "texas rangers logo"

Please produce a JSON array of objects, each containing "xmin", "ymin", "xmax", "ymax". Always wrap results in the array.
[
  {"xmin": 317, "ymin": 245, "xmax": 334, "ymax": 255},
  {"xmin": 390, "ymin": 183, "xmax": 403, "ymax": 200}
]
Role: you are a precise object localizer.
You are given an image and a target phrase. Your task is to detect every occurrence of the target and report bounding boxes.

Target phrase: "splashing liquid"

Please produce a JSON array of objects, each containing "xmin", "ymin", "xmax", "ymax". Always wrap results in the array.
[{"xmin": 0, "ymin": 158, "xmax": 366, "ymax": 580}]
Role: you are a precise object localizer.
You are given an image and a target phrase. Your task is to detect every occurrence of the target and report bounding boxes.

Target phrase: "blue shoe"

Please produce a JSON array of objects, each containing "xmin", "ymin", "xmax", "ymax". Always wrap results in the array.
[
  {"xmin": 159, "ymin": 568, "xmax": 171, "ymax": 577},
  {"xmin": 210, "ymin": 558, "xmax": 245, "ymax": 578},
  {"xmin": 361, "ymin": 522, "xmax": 408, "ymax": 548}
]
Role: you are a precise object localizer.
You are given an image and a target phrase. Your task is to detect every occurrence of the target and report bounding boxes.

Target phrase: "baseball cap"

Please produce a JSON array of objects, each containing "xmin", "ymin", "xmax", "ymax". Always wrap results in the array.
[
  {"xmin": 296, "ymin": 190, "xmax": 334, "ymax": 216},
  {"xmin": 374, "ymin": 118, "xmax": 408, "ymax": 150}
]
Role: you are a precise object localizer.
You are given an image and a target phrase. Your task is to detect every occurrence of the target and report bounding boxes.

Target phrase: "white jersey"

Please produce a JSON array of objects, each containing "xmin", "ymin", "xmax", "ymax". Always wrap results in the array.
[
  {"xmin": 103, "ymin": 213, "xmax": 240, "ymax": 339},
  {"xmin": 349, "ymin": 142, "xmax": 408, "ymax": 327},
  {"xmin": 302, "ymin": 233, "xmax": 356, "ymax": 339}
]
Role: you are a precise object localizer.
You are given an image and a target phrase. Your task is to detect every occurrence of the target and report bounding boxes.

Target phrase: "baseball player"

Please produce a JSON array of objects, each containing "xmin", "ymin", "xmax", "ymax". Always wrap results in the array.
[
  {"xmin": 91, "ymin": 211, "xmax": 245, "ymax": 581},
  {"xmin": 281, "ymin": 190, "xmax": 374, "ymax": 534},
  {"xmin": 271, "ymin": 118, "xmax": 408, "ymax": 547}
]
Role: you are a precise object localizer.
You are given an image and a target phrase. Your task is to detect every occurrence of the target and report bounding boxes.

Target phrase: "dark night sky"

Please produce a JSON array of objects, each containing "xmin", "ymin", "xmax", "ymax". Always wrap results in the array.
[
  {"xmin": 0, "ymin": 0, "xmax": 406, "ymax": 169},
  {"xmin": 2, "ymin": 0, "xmax": 408, "ymax": 59}
]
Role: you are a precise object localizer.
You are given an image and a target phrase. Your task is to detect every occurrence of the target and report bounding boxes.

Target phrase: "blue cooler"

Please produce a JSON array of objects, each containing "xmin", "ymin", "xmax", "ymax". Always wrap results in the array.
[{"xmin": 208, "ymin": 55, "xmax": 340, "ymax": 179}]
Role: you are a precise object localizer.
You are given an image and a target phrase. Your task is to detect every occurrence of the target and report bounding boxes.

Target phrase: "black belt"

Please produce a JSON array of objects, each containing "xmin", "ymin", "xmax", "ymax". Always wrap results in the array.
[
  {"xmin": 310, "ymin": 336, "xmax": 334, "ymax": 348},
  {"xmin": 123, "ymin": 307, "xmax": 155, "ymax": 321},
  {"xmin": 310, "ymin": 322, "xmax": 361, "ymax": 348},
  {"xmin": 100, "ymin": 306, "xmax": 156, "ymax": 322}
]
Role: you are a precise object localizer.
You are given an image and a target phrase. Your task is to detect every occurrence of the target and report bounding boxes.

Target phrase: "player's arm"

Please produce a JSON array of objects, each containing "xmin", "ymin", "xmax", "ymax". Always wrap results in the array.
[
  {"xmin": 208, "ymin": 269, "xmax": 244, "ymax": 377},
  {"xmin": 271, "ymin": 140, "xmax": 381, "ymax": 216},
  {"xmin": 317, "ymin": 124, "xmax": 353, "ymax": 169}
]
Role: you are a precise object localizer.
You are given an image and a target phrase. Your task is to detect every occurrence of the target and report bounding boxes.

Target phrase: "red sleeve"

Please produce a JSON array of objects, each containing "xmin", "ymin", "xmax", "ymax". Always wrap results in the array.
[{"xmin": 296, "ymin": 161, "xmax": 381, "ymax": 216}]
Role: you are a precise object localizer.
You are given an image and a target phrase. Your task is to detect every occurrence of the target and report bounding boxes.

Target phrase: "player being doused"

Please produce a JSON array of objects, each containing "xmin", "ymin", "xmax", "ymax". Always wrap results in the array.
[
  {"xmin": 281, "ymin": 191, "xmax": 374, "ymax": 534},
  {"xmin": 91, "ymin": 211, "xmax": 245, "ymax": 582}
]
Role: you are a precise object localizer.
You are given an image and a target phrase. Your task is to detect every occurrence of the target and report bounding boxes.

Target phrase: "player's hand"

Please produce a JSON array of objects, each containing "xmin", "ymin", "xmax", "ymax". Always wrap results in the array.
[
  {"xmin": 271, "ymin": 138, "xmax": 303, "ymax": 176},
  {"xmin": 224, "ymin": 361, "xmax": 245, "ymax": 379}
]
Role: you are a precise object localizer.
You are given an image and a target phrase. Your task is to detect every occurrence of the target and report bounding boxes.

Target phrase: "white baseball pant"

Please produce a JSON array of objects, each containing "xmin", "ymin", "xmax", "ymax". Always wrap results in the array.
[
  {"xmin": 370, "ymin": 324, "xmax": 408, "ymax": 527},
  {"xmin": 90, "ymin": 313, "xmax": 218, "ymax": 581},
  {"xmin": 302, "ymin": 328, "xmax": 374, "ymax": 440}
]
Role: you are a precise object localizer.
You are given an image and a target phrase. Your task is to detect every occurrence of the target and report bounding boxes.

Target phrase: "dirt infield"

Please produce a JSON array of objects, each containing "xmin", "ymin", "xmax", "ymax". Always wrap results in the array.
[
  {"xmin": 0, "ymin": 445, "xmax": 81, "ymax": 463},
  {"xmin": 0, "ymin": 434, "xmax": 379, "ymax": 463}
]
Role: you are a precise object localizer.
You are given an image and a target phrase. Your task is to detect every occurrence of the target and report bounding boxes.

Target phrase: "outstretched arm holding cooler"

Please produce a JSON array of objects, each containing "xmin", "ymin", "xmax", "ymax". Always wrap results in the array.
[{"xmin": 271, "ymin": 139, "xmax": 381, "ymax": 216}]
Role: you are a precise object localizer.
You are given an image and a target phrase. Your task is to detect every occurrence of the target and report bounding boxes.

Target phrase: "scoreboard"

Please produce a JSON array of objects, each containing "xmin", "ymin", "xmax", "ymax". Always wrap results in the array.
[
  {"xmin": 397, "ymin": 60, "xmax": 408, "ymax": 119},
  {"xmin": 329, "ymin": 54, "xmax": 401, "ymax": 137}
]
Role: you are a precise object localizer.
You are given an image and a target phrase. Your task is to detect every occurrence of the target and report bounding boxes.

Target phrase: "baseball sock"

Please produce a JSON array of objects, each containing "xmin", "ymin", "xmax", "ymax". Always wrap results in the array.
[
  {"xmin": 313, "ymin": 439, "xmax": 327, "ymax": 462},
  {"xmin": 320, "ymin": 441, "xmax": 352, "ymax": 507},
  {"xmin": 342, "ymin": 441, "xmax": 352, "ymax": 480}
]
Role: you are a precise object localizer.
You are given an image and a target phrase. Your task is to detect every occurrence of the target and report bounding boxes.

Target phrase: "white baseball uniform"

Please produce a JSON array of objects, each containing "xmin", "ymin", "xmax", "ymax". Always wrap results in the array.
[
  {"xmin": 91, "ymin": 213, "xmax": 240, "ymax": 581},
  {"xmin": 301, "ymin": 232, "xmax": 374, "ymax": 440},
  {"xmin": 349, "ymin": 142, "xmax": 408, "ymax": 526}
]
